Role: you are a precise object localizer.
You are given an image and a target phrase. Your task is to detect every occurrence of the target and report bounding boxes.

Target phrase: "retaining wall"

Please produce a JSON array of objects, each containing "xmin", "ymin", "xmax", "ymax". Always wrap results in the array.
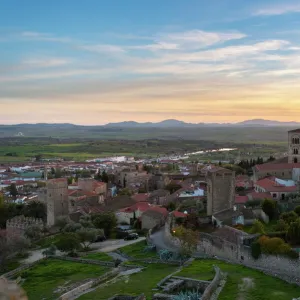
[{"xmin": 201, "ymin": 266, "xmax": 221, "ymax": 300}]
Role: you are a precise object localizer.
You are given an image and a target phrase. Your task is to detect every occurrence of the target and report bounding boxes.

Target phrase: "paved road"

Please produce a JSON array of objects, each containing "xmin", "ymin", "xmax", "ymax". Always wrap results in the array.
[
  {"xmin": 92, "ymin": 237, "xmax": 146, "ymax": 252},
  {"xmin": 150, "ymin": 227, "xmax": 178, "ymax": 252},
  {"xmin": 22, "ymin": 237, "xmax": 145, "ymax": 264}
]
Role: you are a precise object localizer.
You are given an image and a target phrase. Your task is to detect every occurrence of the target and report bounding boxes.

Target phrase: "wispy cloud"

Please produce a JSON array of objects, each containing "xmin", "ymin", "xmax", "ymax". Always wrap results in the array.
[
  {"xmin": 79, "ymin": 44, "xmax": 125, "ymax": 53},
  {"xmin": 254, "ymin": 3, "xmax": 300, "ymax": 16},
  {"xmin": 22, "ymin": 58, "xmax": 70, "ymax": 68},
  {"xmin": 21, "ymin": 31, "xmax": 71, "ymax": 43}
]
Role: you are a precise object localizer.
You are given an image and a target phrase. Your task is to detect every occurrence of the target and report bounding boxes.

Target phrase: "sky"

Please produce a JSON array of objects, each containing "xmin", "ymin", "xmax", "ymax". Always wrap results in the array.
[{"xmin": 1, "ymin": 0, "xmax": 300, "ymax": 125}]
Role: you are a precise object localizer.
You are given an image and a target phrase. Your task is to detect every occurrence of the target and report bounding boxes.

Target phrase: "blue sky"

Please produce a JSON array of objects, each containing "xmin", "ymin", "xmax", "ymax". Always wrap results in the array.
[{"xmin": 1, "ymin": 0, "xmax": 300, "ymax": 124}]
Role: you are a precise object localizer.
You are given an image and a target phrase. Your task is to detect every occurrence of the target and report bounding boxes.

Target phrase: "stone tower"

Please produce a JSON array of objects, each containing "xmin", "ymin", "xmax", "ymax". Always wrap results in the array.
[
  {"xmin": 288, "ymin": 129, "xmax": 300, "ymax": 163},
  {"xmin": 46, "ymin": 178, "xmax": 69, "ymax": 226},
  {"xmin": 206, "ymin": 167, "xmax": 235, "ymax": 216}
]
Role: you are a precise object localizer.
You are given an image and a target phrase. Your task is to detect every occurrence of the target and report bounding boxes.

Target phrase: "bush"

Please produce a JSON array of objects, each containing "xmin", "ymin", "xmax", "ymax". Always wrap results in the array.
[
  {"xmin": 280, "ymin": 211, "xmax": 298, "ymax": 225},
  {"xmin": 295, "ymin": 205, "xmax": 300, "ymax": 216},
  {"xmin": 251, "ymin": 242, "xmax": 261, "ymax": 259},
  {"xmin": 266, "ymin": 231, "xmax": 287, "ymax": 241},
  {"xmin": 285, "ymin": 249, "xmax": 299, "ymax": 259},
  {"xmin": 249, "ymin": 220, "xmax": 265, "ymax": 234}
]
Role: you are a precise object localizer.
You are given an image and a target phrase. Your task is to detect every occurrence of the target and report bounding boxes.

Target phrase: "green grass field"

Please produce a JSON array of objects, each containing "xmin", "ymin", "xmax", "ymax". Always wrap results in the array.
[
  {"xmin": 83, "ymin": 252, "xmax": 114, "ymax": 261},
  {"xmin": 178, "ymin": 259, "xmax": 300, "ymax": 300},
  {"xmin": 19, "ymin": 259, "xmax": 109, "ymax": 300},
  {"xmin": 119, "ymin": 240, "xmax": 158, "ymax": 259},
  {"xmin": 78, "ymin": 264, "xmax": 177, "ymax": 300}
]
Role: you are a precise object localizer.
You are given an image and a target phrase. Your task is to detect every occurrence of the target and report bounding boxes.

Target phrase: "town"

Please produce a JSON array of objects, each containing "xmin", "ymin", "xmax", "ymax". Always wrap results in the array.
[{"xmin": 1, "ymin": 128, "xmax": 300, "ymax": 300}]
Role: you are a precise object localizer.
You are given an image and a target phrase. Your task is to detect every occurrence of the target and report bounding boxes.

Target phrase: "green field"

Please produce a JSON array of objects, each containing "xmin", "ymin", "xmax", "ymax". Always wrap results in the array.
[
  {"xmin": 118, "ymin": 240, "xmax": 158, "ymax": 259},
  {"xmin": 83, "ymin": 252, "xmax": 114, "ymax": 261},
  {"xmin": 19, "ymin": 259, "xmax": 109, "ymax": 300},
  {"xmin": 78, "ymin": 263, "xmax": 177, "ymax": 300},
  {"xmin": 178, "ymin": 259, "xmax": 300, "ymax": 300}
]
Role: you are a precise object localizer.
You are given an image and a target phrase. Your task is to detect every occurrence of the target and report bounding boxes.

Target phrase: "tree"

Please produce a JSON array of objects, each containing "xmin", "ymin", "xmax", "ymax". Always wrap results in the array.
[
  {"xmin": 93, "ymin": 213, "xmax": 117, "ymax": 237},
  {"xmin": 24, "ymin": 201, "xmax": 47, "ymax": 221},
  {"xmin": 35, "ymin": 154, "xmax": 42, "ymax": 161},
  {"xmin": 101, "ymin": 171, "xmax": 109, "ymax": 183},
  {"xmin": 0, "ymin": 230, "xmax": 29, "ymax": 272},
  {"xmin": 251, "ymin": 241, "xmax": 261, "ymax": 259},
  {"xmin": 55, "ymin": 216, "xmax": 70, "ymax": 231},
  {"xmin": 173, "ymin": 226, "xmax": 198, "ymax": 256},
  {"xmin": 249, "ymin": 220, "xmax": 265, "ymax": 234},
  {"xmin": 9, "ymin": 183, "xmax": 18, "ymax": 199},
  {"xmin": 77, "ymin": 228, "xmax": 99, "ymax": 250},
  {"xmin": 275, "ymin": 219, "xmax": 289, "ymax": 232},
  {"xmin": 0, "ymin": 193, "xmax": 4, "ymax": 208},
  {"xmin": 280, "ymin": 211, "xmax": 298, "ymax": 225},
  {"xmin": 25, "ymin": 224, "xmax": 42, "ymax": 240},
  {"xmin": 262, "ymin": 199, "xmax": 277, "ymax": 220},
  {"xmin": 55, "ymin": 233, "xmax": 80, "ymax": 255},
  {"xmin": 165, "ymin": 202, "xmax": 176, "ymax": 211},
  {"xmin": 287, "ymin": 218, "xmax": 300, "ymax": 244},
  {"xmin": 294, "ymin": 206, "xmax": 300, "ymax": 216},
  {"xmin": 79, "ymin": 215, "xmax": 94, "ymax": 228},
  {"xmin": 63, "ymin": 222, "xmax": 82, "ymax": 232}
]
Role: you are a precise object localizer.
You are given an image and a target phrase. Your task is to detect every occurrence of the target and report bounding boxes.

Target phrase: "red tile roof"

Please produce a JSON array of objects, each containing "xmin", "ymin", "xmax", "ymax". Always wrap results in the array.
[
  {"xmin": 172, "ymin": 211, "xmax": 187, "ymax": 218},
  {"xmin": 146, "ymin": 206, "xmax": 168, "ymax": 217},
  {"xmin": 119, "ymin": 202, "xmax": 151, "ymax": 213},
  {"xmin": 132, "ymin": 193, "xmax": 149, "ymax": 202},
  {"xmin": 235, "ymin": 195, "xmax": 248, "ymax": 204},
  {"xmin": 254, "ymin": 163, "xmax": 300, "ymax": 171},
  {"xmin": 247, "ymin": 191, "xmax": 272, "ymax": 200},
  {"xmin": 255, "ymin": 177, "xmax": 297, "ymax": 192}
]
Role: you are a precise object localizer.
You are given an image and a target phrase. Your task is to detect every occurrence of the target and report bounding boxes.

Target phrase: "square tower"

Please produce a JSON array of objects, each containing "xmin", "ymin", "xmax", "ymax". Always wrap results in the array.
[
  {"xmin": 46, "ymin": 178, "xmax": 69, "ymax": 226},
  {"xmin": 206, "ymin": 167, "xmax": 235, "ymax": 216},
  {"xmin": 288, "ymin": 129, "xmax": 300, "ymax": 163}
]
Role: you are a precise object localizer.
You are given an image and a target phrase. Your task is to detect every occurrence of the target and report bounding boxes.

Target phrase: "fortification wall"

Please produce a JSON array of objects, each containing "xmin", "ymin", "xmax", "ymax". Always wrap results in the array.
[
  {"xmin": 6, "ymin": 215, "xmax": 43, "ymax": 236},
  {"xmin": 164, "ymin": 216, "xmax": 300, "ymax": 283}
]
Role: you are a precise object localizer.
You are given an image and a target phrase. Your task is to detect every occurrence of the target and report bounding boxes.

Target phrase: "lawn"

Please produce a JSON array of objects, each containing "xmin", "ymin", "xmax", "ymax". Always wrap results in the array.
[
  {"xmin": 119, "ymin": 240, "xmax": 158, "ymax": 259},
  {"xmin": 19, "ymin": 259, "xmax": 109, "ymax": 300},
  {"xmin": 78, "ymin": 264, "xmax": 177, "ymax": 300},
  {"xmin": 82, "ymin": 252, "xmax": 113, "ymax": 261},
  {"xmin": 178, "ymin": 259, "xmax": 300, "ymax": 300}
]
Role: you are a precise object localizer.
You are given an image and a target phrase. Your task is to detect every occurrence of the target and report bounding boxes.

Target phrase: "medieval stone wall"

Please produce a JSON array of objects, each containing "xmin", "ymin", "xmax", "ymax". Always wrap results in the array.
[
  {"xmin": 164, "ymin": 215, "xmax": 300, "ymax": 283},
  {"xmin": 6, "ymin": 215, "xmax": 43, "ymax": 237}
]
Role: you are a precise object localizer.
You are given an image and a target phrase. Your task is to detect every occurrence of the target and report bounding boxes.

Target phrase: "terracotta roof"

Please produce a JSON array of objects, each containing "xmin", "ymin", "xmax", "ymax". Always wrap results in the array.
[
  {"xmin": 132, "ymin": 193, "xmax": 149, "ymax": 202},
  {"xmin": 142, "ymin": 206, "xmax": 168, "ymax": 218},
  {"xmin": 68, "ymin": 190, "xmax": 97, "ymax": 197},
  {"xmin": 255, "ymin": 177, "xmax": 297, "ymax": 192},
  {"xmin": 247, "ymin": 191, "xmax": 272, "ymax": 200},
  {"xmin": 119, "ymin": 202, "xmax": 151, "ymax": 213},
  {"xmin": 254, "ymin": 163, "xmax": 300, "ymax": 171},
  {"xmin": 235, "ymin": 195, "xmax": 248, "ymax": 204},
  {"xmin": 172, "ymin": 211, "xmax": 187, "ymax": 218}
]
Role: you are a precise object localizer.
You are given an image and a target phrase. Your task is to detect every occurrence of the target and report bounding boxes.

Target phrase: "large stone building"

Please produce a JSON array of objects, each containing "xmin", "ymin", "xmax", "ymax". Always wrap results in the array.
[
  {"xmin": 46, "ymin": 178, "xmax": 69, "ymax": 226},
  {"xmin": 6, "ymin": 215, "xmax": 43, "ymax": 237},
  {"xmin": 206, "ymin": 167, "xmax": 235, "ymax": 216},
  {"xmin": 288, "ymin": 128, "xmax": 300, "ymax": 163}
]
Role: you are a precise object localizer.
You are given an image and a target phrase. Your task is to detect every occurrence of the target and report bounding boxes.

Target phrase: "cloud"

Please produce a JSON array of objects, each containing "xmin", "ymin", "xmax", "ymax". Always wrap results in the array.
[
  {"xmin": 159, "ymin": 30, "xmax": 246, "ymax": 49},
  {"xmin": 254, "ymin": 4, "xmax": 300, "ymax": 16},
  {"xmin": 22, "ymin": 58, "xmax": 70, "ymax": 68},
  {"xmin": 21, "ymin": 31, "xmax": 71, "ymax": 43},
  {"xmin": 129, "ymin": 42, "xmax": 178, "ymax": 51},
  {"xmin": 80, "ymin": 44, "xmax": 125, "ymax": 53}
]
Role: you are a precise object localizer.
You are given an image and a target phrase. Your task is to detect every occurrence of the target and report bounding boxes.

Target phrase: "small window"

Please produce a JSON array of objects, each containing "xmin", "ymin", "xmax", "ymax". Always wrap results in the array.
[
  {"xmin": 240, "ymin": 256, "xmax": 244, "ymax": 261},
  {"xmin": 273, "ymin": 193, "xmax": 276, "ymax": 198}
]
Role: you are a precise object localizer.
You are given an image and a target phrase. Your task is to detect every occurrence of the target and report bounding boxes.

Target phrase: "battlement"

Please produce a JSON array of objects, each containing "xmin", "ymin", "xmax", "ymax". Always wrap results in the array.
[
  {"xmin": 6, "ymin": 215, "xmax": 43, "ymax": 231},
  {"xmin": 46, "ymin": 178, "xmax": 68, "ymax": 189}
]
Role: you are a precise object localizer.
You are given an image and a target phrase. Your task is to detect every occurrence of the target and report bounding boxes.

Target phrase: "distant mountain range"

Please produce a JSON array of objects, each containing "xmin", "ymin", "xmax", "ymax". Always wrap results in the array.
[
  {"xmin": 2, "ymin": 119, "xmax": 300, "ymax": 128},
  {"xmin": 103, "ymin": 119, "xmax": 300, "ymax": 128}
]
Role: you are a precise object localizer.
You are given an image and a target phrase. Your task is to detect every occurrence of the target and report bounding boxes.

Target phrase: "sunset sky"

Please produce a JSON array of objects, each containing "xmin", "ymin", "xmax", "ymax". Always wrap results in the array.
[{"xmin": 1, "ymin": 0, "xmax": 300, "ymax": 124}]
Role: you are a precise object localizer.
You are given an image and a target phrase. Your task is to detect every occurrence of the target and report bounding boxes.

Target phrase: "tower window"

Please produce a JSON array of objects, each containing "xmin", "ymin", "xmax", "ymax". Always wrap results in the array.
[
  {"xmin": 294, "ymin": 149, "xmax": 299, "ymax": 155},
  {"xmin": 294, "ymin": 157, "xmax": 298, "ymax": 163}
]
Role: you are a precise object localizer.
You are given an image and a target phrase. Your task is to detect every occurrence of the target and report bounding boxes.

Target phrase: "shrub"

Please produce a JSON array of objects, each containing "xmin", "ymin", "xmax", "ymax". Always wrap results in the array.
[
  {"xmin": 249, "ymin": 220, "xmax": 265, "ymax": 234},
  {"xmin": 262, "ymin": 199, "xmax": 277, "ymax": 220},
  {"xmin": 251, "ymin": 241, "xmax": 261, "ymax": 259},
  {"xmin": 274, "ymin": 219, "xmax": 289, "ymax": 232},
  {"xmin": 280, "ymin": 211, "xmax": 298, "ymax": 225},
  {"xmin": 295, "ymin": 205, "xmax": 300, "ymax": 216},
  {"xmin": 266, "ymin": 231, "xmax": 287, "ymax": 241},
  {"xmin": 285, "ymin": 249, "xmax": 299, "ymax": 259}
]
